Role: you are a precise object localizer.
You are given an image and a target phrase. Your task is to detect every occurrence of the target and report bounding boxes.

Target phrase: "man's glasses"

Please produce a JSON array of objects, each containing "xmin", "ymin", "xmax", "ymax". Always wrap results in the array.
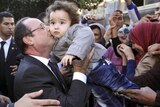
[
  {"xmin": 26, "ymin": 23, "xmax": 45, "ymax": 36},
  {"xmin": 30, "ymin": 23, "xmax": 45, "ymax": 33}
]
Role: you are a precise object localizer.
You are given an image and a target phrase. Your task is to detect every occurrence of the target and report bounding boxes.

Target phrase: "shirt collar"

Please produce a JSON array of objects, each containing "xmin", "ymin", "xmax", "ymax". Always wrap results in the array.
[
  {"xmin": 0, "ymin": 36, "xmax": 12, "ymax": 45},
  {"xmin": 30, "ymin": 55, "xmax": 50, "ymax": 66}
]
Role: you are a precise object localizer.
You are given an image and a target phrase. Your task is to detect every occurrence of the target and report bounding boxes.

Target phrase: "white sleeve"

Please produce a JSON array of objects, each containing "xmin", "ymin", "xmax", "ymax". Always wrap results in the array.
[
  {"xmin": 126, "ymin": 2, "xmax": 141, "ymax": 26},
  {"xmin": 73, "ymin": 72, "xmax": 87, "ymax": 84}
]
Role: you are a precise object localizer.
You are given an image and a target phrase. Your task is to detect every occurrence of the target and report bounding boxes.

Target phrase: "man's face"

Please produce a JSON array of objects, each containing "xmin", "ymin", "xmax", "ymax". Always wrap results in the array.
[
  {"xmin": 49, "ymin": 10, "xmax": 71, "ymax": 39},
  {"xmin": 113, "ymin": 12, "xmax": 124, "ymax": 28},
  {"xmin": 23, "ymin": 18, "xmax": 56, "ymax": 51},
  {"xmin": 0, "ymin": 17, "xmax": 15, "ymax": 37}
]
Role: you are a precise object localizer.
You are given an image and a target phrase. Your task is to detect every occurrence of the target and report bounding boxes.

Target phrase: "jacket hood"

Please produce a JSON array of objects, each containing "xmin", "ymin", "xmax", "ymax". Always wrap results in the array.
[{"xmin": 89, "ymin": 23, "xmax": 106, "ymax": 37}]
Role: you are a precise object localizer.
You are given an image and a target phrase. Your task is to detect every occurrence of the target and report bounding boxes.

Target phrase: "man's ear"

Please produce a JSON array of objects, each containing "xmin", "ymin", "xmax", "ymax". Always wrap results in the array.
[{"xmin": 23, "ymin": 36, "xmax": 33, "ymax": 45}]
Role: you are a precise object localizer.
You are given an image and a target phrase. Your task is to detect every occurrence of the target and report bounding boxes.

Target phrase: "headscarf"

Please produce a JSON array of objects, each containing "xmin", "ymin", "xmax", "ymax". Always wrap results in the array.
[
  {"xmin": 118, "ymin": 25, "xmax": 131, "ymax": 38},
  {"xmin": 129, "ymin": 22, "xmax": 160, "ymax": 53},
  {"xmin": 89, "ymin": 23, "xmax": 106, "ymax": 38},
  {"xmin": 129, "ymin": 22, "xmax": 160, "ymax": 62}
]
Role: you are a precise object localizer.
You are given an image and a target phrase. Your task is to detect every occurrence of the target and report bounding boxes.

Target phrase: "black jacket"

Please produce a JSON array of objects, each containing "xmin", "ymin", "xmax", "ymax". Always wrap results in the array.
[{"xmin": 14, "ymin": 55, "xmax": 90, "ymax": 107}]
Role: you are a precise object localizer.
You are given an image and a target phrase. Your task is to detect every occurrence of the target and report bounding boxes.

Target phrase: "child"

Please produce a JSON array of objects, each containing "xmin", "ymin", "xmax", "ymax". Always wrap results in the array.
[{"xmin": 47, "ymin": 1, "xmax": 139, "ymax": 107}]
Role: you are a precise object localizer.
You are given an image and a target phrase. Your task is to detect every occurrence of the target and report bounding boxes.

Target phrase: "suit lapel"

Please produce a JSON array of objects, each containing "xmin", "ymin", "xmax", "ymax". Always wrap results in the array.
[{"xmin": 25, "ymin": 56, "xmax": 67, "ymax": 92}]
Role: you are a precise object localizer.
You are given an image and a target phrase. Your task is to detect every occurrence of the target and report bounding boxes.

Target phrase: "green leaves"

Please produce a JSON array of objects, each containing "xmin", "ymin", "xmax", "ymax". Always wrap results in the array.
[
  {"xmin": 74, "ymin": 0, "xmax": 103, "ymax": 10},
  {"xmin": 0, "ymin": 0, "xmax": 103, "ymax": 21}
]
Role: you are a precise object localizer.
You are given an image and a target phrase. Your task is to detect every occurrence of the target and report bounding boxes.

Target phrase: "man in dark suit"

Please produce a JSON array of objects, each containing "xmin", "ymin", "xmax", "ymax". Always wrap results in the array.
[
  {"xmin": 0, "ymin": 11, "xmax": 21, "ymax": 101},
  {"xmin": 14, "ymin": 17, "xmax": 91, "ymax": 107}
]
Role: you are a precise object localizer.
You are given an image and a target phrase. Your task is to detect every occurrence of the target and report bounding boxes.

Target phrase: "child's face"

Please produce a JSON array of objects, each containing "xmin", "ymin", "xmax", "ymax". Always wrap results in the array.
[{"xmin": 49, "ymin": 10, "xmax": 71, "ymax": 38}]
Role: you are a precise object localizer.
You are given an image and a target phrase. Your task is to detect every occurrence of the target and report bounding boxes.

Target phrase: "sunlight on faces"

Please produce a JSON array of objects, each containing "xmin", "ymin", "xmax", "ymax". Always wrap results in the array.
[{"xmin": 49, "ymin": 10, "xmax": 71, "ymax": 39}]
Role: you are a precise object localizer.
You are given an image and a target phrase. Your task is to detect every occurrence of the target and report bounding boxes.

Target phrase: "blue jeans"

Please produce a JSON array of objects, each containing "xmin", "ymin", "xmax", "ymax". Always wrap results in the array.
[{"xmin": 88, "ymin": 56, "xmax": 139, "ymax": 107}]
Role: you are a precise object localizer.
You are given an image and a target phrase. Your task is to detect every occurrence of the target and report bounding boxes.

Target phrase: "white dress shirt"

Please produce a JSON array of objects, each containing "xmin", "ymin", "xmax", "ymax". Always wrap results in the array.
[
  {"xmin": 30, "ymin": 55, "xmax": 87, "ymax": 84},
  {"xmin": 0, "ymin": 36, "xmax": 12, "ymax": 61}
]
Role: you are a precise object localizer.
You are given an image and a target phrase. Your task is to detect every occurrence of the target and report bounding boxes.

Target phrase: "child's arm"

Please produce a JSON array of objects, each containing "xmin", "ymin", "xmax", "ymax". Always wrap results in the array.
[{"xmin": 66, "ymin": 25, "xmax": 94, "ymax": 60}]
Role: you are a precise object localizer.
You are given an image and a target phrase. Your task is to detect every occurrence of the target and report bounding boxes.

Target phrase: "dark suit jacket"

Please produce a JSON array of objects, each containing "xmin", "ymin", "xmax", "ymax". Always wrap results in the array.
[
  {"xmin": 0, "ymin": 38, "xmax": 21, "ymax": 101},
  {"xmin": 14, "ymin": 55, "xmax": 90, "ymax": 107}
]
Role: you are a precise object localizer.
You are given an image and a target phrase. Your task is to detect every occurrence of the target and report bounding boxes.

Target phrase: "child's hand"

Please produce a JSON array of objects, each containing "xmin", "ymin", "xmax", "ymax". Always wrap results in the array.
[{"xmin": 61, "ymin": 54, "xmax": 76, "ymax": 66}]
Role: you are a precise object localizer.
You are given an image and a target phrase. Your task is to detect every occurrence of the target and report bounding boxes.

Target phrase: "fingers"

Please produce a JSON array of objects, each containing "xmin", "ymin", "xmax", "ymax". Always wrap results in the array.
[
  {"xmin": 10, "ymin": 65, "xmax": 18, "ymax": 72},
  {"xmin": 61, "ymin": 58, "xmax": 67, "ymax": 66},
  {"xmin": 4, "ymin": 97, "xmax": 11, "ymax": 104},
  {"xmin": 83, "ymin": 14, "xmax": 96, "ymax": 20},
  {"xmin": 33, "ymin": 99, "xmax": 61, "ymax": 106},
  {"xmin": 148, "ymin": 43, "xmax": 160, "ymax": 56},
  {"xmin": 24, "ymin": 90, "xmax": 43, "ymax": 99},
  {"xmin": 148, "ymin": 51, "xmax": 160, "ymax": 56},
  {"xmin": 11, "ymin": 71, "xmax": 16, "ymax": 76},
  {"xmin": 119, "ymin": 89, "xmax": 140, "ymax": 101},
  {"xmin": 122, "ymin": 89, "xmax": 140, "ymax": 94},
  {"xmin": 61, "ymin": 55, "xmax": 75, "ymax": 66},
  {"xmin": 0, "ymin": 95, "xmax": 11, "ymax": 104}
]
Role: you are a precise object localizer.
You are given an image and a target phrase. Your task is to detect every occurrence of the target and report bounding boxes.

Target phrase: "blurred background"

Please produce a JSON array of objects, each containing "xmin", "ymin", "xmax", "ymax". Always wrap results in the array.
[{"xmin": 0, "ymin": 0, "xmax": 159, "ymax": 25}]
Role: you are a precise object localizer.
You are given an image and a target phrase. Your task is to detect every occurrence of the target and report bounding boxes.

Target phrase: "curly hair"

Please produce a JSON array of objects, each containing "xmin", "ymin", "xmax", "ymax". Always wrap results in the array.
[{"xmin": 46, "ymin": 0, "xmax": 80, "ymax": 26}]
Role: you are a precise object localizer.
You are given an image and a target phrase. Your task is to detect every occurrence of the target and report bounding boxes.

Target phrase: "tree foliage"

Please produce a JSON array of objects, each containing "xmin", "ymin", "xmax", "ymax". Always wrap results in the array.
[{"xmin": 0, "ymin": 0, "xmax": 103, "ymax": 21}]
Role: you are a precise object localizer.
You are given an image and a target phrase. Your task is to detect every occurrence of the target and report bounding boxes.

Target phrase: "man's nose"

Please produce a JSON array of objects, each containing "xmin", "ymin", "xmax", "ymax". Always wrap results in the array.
[{"xmin": 8, "ymin": 24, "xmax": 13, "ymax": 29}]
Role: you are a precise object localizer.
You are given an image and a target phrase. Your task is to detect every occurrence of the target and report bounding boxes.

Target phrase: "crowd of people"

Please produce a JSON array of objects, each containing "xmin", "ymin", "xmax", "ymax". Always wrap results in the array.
[{"xmin": 0, "ymin": 0, "xmax": 160, "ymax": 107}]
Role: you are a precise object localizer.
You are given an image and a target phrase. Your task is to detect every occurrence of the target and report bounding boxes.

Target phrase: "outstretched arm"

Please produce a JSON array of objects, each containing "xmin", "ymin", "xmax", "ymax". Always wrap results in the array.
[{"xmin": 121, "ymin": 87, "xmax": 157, "ymax": 106}]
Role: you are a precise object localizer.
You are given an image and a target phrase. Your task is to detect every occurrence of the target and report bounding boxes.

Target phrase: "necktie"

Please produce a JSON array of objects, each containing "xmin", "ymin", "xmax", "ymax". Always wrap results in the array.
[
  {"xmin": 0, "ymin": 41, "xmax": 6, "ymax": 65},
  {"xmin": 48, "ymin": 61, "xmax": 65, "ymax": 90}
]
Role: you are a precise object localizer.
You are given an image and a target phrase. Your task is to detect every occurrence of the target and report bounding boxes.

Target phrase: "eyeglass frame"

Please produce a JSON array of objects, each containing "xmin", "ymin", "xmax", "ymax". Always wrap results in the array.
[{"xmin": 25, "ymin": 23, "xmax": 45, "ymax": 36}]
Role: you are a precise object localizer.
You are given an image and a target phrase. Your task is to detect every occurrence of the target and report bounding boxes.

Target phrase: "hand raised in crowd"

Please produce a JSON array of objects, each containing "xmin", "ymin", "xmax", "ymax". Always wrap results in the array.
[
  {"xmin": 14, "ymin": 90, "xmax": 61, "ymax": 107},
  {"xmin": 124, "ymin": 0, "xmax": 132, "ymax": 5},
  {"xmin": 82, "ymin": 14, "xmax": 96, "ymax": 21},
  {"xmin": 140, "ymin": 14, "xmax": 153, "ymax": 22},
  {"xmin": 134, "ymin": 13, "xmax": 159, "ymax": 27},
  {"xmin": 104, "ymin": 24, "xmax": 117, "ymax": 39},
  {"xmin": 109, "ymin": 11, "xmax": 123, "ymax": 30},
  {"xmin": 0, "ymin": 95, "xmax": 11, "ymax": 104},
  {"xmin": 120, "ymin": 87, "xmax": 157, "ymax": 106},
  {"xmin": 148, "ymin": 43, "xmax": 160, "ymax": 56},
  {"xmin": 133, "ymin": 14, "xmax": 153, "ymax": 27}
]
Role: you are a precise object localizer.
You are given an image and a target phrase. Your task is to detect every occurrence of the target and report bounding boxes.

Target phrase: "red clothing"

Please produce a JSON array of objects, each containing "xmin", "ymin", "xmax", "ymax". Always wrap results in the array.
[{"xmin": 129, "ymin": 22, "xmax": 160, "ymax": 62}]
